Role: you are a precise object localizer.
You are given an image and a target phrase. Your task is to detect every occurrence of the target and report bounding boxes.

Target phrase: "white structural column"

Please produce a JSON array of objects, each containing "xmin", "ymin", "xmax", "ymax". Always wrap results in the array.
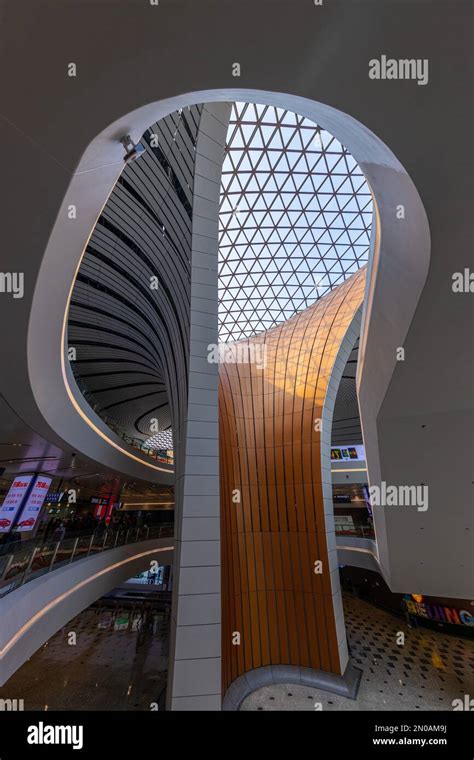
[
  {"xmin": 168, "ymin": 103, "xmax": 232, "ymax": 711},
  {"xmin": 321, "ymin": 306, "xmax": 363, "ymax": 673}
]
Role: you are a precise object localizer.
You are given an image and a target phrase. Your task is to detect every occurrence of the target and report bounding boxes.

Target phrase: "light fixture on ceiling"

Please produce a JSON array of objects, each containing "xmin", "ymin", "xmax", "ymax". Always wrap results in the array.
[{"xmin": 120, "ymin": 134, "xmax": 145, "ymax": 163}]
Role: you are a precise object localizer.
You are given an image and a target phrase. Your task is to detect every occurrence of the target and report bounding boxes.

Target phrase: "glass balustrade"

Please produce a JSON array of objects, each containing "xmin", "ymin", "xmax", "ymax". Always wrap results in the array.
[
  {"xmin": 335, "ymin": 523, "xmax": 375, "ymax": 539},
  {"xmin": 0, "ymin": 523, "xmax": 174, "ymax": 599}
]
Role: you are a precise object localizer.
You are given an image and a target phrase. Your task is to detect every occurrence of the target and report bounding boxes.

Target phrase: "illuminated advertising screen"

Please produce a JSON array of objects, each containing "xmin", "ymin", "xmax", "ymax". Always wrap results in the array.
[
  {"xmin": 16, "ymin": 476, "xmax": 52, "ymax": 532},
  {"xmin": 0, "ymin": 475, "xmax": 34, "ymax": 532},
  {"xmin": 331, "ymin": 444, "xmax": 365, "ymax": 461}
]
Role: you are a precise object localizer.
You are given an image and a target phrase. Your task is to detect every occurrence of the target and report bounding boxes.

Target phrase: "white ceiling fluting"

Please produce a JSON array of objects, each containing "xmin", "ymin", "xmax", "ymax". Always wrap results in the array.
[
  {"xmin": 331, "ymin": 338, "xmax": 363, "ymax": 446},
  {"xmin": 218, "ymin": 102, "xmax": 373, "ymax": 342},
  {"xmin": 68, "ymin": 105, "xmax": 203, "ymax": 448}
]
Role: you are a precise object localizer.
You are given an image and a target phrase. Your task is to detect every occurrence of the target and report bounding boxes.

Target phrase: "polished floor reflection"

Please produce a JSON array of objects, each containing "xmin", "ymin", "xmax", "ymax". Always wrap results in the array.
[
  {"xmin": 0, "ymin": 601, "xmax": 170, "ymax": 711},
  {"xmin": 241, "ymin": 594, "xmax": 474, "ymax": 711}
]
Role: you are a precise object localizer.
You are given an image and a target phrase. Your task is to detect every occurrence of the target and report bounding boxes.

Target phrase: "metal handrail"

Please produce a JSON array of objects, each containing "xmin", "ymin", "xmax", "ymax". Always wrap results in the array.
[{"xmin": 0, "ymin": 523, "xmax": 174, "ymax": 599}]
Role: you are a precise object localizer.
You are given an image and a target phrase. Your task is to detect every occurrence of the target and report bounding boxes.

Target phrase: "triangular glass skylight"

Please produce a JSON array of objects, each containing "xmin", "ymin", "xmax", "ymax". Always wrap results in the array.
[{"xmin": 218, "ymin": 102, "xmax": 373, "ymax": 342}]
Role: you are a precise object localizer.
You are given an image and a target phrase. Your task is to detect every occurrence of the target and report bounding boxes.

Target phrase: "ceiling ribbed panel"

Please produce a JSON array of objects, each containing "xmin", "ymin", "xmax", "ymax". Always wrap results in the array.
[
  {"xmin": 331, "ymin": 338, "xmax": 363, "ymax": 446},
  {"xmin": 68, "ymin": 105, "xmax": 203, "ymax": 447}
]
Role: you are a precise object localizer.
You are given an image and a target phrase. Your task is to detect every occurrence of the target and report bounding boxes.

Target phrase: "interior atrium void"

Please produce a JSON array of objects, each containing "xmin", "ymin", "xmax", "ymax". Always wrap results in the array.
[{"xmin": 0, "ymin": 3, "xmax": 471, "ymax": 740}]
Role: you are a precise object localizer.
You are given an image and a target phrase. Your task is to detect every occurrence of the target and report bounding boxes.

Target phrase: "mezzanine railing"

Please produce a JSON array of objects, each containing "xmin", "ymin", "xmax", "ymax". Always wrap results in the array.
[
  {"xmin": 0, "ymin": 523, "xmax": 174, "ymax": 599},
  {"xmin": 335, "ymin": 523, "xmax": 375, "ymax": 539}
]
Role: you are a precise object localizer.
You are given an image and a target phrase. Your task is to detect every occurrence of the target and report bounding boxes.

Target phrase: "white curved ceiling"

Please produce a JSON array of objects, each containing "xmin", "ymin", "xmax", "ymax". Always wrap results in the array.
[{"xmin": 218, "ymin": 102, "xmax": 373, "ymax": 342}]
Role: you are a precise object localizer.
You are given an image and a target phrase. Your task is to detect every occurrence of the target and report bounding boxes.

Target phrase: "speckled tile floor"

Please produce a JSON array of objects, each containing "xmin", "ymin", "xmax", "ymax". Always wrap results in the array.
[
  {"xmin": 241, "ymin": 595, "xmax": 474, "ymax": 711},
  {"xmin": 2, "ymin": 593, "xmax": 472, "ymax": 712},
  {"xmin": 0, "ymin": 605, "xmax": 170, "ymax": 711}
]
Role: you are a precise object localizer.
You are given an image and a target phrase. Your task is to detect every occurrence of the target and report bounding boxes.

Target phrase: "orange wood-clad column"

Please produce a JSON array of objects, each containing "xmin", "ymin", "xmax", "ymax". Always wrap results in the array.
[{"xmin": 219, "ymin": 269, "xmax": 366, "ymax": 695}]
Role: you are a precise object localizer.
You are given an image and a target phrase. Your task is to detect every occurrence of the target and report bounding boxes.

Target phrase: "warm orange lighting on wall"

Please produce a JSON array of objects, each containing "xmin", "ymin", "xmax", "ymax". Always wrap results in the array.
[{"xmin": 220, "ymin": 268, "xmax": 366, "ymax": 694}]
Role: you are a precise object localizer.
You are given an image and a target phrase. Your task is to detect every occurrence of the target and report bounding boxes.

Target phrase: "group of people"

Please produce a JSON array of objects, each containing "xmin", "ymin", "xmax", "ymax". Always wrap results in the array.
[
  {"xmin": 0, "ymin": 510, "xmax": 149, "ymax": 554},
  {"xmin": 42, "ymin": 512, "xmax": 96, "ymax": 543},
  {"xmin": 41, "ymin": 511, "xmax": 143, "ymax": 543}
]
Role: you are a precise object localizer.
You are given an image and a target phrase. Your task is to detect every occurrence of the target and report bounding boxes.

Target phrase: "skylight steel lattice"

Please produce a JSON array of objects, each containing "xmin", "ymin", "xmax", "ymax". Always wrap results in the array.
[
  {"xmin": 218, "ymin": 102, "xmax": 373, "ymax": 342},
  {"xmin": 144, "ymin": 428, "xmax": 173, "ymax": 451}
]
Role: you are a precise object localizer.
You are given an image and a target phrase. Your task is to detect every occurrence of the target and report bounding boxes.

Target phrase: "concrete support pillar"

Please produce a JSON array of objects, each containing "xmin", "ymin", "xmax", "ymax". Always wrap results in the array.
[{"xmin": 168, "ymin": 103, "xmax": 231, "ymax": 710}]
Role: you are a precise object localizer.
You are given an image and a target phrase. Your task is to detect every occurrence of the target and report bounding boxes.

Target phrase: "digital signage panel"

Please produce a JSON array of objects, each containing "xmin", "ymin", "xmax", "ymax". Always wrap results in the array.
[
  {"xmin": 331, "ymin": 444, "xmax": 365, "ymax": 461},
  {"xmin": 0, "ymin": 475, "xmax": 34, "ymax": 532},
  {"xmin": 16, "ymin": 476, "xmax": 53, "ymax": 532}
]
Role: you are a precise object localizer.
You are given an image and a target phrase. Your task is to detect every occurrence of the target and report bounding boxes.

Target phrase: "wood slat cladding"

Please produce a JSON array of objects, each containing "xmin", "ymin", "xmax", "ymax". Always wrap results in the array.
[{"xmin": 220, "ymin": 268, "xmax": 366, "ymax": 694}]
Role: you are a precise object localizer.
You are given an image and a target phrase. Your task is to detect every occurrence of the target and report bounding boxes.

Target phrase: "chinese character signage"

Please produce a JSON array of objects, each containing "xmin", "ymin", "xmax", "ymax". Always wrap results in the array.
[
  {"xmin": 0, "ymin": 475, "xmax": 34, "ymax": 532},
  {"xmin": 16, "ymin": 476, "xmax": 53, "ymax": 532}
]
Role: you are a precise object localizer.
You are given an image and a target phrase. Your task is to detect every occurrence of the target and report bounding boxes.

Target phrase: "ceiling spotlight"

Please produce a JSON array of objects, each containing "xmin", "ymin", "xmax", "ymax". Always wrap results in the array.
[{"xmin": 120, "ymin": 134, "xmax": 145, "ymax": 163}]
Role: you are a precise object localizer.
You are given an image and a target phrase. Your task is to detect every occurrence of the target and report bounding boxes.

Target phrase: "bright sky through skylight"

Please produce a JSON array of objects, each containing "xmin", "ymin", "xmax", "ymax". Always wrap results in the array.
[{"xmin": 218, "ymin": 102, "xmax": 373, "ymax": 342}]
